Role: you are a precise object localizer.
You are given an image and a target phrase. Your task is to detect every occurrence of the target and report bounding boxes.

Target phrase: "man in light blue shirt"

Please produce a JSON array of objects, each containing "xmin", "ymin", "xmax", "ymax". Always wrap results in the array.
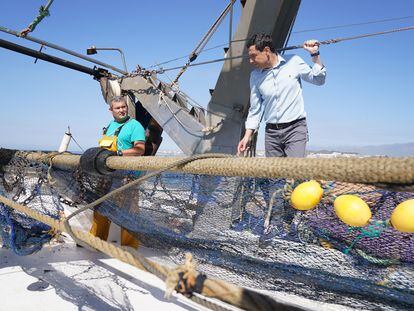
[{"xmin": 237, "ymin": 33, "xmax": 326, "ymax": 157}]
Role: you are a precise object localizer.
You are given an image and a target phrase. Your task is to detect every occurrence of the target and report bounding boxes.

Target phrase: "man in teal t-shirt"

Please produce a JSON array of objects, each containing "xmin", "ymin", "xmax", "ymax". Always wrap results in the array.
[
  {"xmin": 92, "ymin": 95, "xmax": 146, "ymax": 248},
  {"xmin": 103, "ymin": 96, "xmax": 146, "ymax": 155}
]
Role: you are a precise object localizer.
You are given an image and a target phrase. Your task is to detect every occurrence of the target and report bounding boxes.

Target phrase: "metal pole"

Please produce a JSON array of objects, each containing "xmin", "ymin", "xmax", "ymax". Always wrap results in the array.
[
  {"xmin": 228, "ymin": 0, "xmax": 234, "ymax": 67},
  {"xmin": 229, "ymin": 0, "xmax": 233, "ymax": 48},
  {"xmin": 92, "ymin": 47, "xmax": 128, "ymax": 73},
  {"xmin": 43, "ymin": 0, "xmax": 54, "ymax": 11},
  {"xmin": 0, "ymin": 25, "xmax": 127, "ymax": 75},
  {"xmin": 0, "ymin": 38, "xmax": 106, "ymax": 78}
]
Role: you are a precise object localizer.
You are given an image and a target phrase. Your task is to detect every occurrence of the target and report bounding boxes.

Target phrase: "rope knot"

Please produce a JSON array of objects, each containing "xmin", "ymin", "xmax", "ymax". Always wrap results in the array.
[{"xmin": 165, "ymin": 253, "xmax": 206, "ymax": 298}]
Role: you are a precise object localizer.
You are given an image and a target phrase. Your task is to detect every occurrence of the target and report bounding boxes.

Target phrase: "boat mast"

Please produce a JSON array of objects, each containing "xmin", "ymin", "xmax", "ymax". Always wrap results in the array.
[{"xmin": 200, "ymin": 0, "xmax": 301, "ymax": 154}]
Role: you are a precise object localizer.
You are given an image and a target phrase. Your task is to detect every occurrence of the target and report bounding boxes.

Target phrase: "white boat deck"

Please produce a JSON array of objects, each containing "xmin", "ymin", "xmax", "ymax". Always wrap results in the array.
[{"xmin": 0, "ymin": 234, "xmax": 220, "ymax": 311}]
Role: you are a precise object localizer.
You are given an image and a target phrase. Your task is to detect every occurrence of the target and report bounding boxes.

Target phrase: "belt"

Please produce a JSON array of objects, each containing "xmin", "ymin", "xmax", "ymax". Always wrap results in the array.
[{"xmin": 266, "ymin": 117, "xmax": 306, "ymax": 130}]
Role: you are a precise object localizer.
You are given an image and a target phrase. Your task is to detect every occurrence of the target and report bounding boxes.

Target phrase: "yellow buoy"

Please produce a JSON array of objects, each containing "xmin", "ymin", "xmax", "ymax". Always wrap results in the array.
[
  {"xmin": 390, "ymin": 199, "xmax": 414, "ymax": 233},
  {"xmin": 290, "ymin": 180, "xmax": 323, "ymax": 211},
  {"xmin": 334, "ymin": 195, "xmax": 371, "ymax": 227}
]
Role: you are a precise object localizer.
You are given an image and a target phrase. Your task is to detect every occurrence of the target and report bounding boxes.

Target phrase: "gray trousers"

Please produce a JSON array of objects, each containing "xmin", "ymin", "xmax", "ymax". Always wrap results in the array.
[{"xmin": 265, "ymin": 118, "xmax": 308, "ymax": 157}]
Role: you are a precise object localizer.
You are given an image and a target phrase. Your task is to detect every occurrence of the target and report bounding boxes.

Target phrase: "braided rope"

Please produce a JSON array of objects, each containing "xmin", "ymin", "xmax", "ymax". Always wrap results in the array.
[{"xmin": 21, "ymin": 152, "xmax": 414, "ymax": 189}]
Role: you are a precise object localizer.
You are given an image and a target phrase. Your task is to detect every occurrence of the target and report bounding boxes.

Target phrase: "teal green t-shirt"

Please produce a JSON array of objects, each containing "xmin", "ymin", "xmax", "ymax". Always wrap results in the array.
[{"xmin": 105, "ymin": 118, "xmax": 146, "ymax": 151}]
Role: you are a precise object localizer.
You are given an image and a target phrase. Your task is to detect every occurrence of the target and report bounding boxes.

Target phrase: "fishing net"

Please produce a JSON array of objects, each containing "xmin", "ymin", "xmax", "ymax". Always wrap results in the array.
[
  {"xmin": 0, "ymin": 151, "xmax": 63, "ymax": 255},
  {"xmin": 0, "ymin": 149, "xmax": 413, "ymax": 310}
]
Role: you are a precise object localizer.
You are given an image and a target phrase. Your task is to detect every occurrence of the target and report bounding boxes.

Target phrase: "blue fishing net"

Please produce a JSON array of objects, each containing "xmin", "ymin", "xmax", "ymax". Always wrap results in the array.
[
  {"xmin": 0, "ymin": 153, "xmax": 62, "ymax": 255},
  {"xmin": 0, "ymin": 202, "xmax": 54, "ymax": 255},
  {"xmin": 1, "ymin": 150, "xmax": 414, "ymax": 310}
]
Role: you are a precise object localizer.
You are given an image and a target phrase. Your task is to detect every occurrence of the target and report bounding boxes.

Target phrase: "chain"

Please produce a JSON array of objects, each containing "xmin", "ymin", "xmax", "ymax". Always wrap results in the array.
[
  {"xmin": 56, "ymin": 167, "xmax": 87, "ymax": 208},
  {"xmin": 121, "ymin": 64, "xmax": 157, "ymax": 79},
  {"xmin": 12, "ymin": 183, "xmax": 26, "ymax": 202},
  {"xmin": 22, "ymin": 177, "xmax": 45, "ymax": 205},
  {"xmin": 2, "ymin": 174, "xmax": 21, "ymax": 193}
]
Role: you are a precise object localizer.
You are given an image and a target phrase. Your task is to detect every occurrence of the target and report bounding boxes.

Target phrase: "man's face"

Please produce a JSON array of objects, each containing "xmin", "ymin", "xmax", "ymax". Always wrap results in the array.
[
  {"xmin": 110, "ymin": 100, "xmax": 128, "ymax": 122},
  {"xmin": 248, "ymin": 45, "xmax": 271, "ymax": 69}
]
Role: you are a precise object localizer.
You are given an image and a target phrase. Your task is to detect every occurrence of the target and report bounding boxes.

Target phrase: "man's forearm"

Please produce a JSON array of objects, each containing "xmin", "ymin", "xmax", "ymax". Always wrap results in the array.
[
  {"xmin": 121, "ymin": 145, "xmax": 145, "ymax": 156},
  {"xmin": 311, "ymin": 54, "xmax": 323, "ymax": 67},
  {"xmin": 244, "ymin": 129, "xmax": 255, "ymax": 140}
]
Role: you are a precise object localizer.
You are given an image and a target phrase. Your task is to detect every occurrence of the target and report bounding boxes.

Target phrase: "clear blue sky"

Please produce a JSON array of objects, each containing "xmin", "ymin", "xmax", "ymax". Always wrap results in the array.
[{"xmin": 1, "ymin": 1, "xmax": 413, "ymax": 152}]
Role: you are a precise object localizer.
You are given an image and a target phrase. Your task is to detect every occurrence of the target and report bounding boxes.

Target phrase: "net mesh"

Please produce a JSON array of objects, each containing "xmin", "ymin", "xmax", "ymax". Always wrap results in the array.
[
  {"xmin": 0, "ymin": 153, "xmax": 62, "ymax": 255},
  {"xmin": 1, "ymin": 151, "xmax": 413, "ymax": 310}
]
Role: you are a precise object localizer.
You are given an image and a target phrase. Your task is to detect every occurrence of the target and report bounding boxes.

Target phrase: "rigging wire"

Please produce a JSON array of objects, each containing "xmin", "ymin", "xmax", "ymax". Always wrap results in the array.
[
  {"xmin": 154, "ymin": 25, "xmax": 414, "ymax": 74},
  {"xmin": 153, "ymin": 62, "xmax": 217, "ymax": 116},
  {"xmin": 69, "ymin": 133, "xmax": 85, "ymax": 152},
  {"xmin": 147, "ymin": 15, "xmax": 414, "ymax": 69},
  {"xmin": 153, "ymin": 62, "xmax": 206, "ymax": 113},
  {"xmin": 149, "ymin": 68, "xmax": 239, "ymax": 122},
  {"xmin": 171, "ymin": 0, "xmax": 236, "ymax": 85},
  {"xmin": 293, "ymin": 15, "xmax": 414, "ymax": 34}
]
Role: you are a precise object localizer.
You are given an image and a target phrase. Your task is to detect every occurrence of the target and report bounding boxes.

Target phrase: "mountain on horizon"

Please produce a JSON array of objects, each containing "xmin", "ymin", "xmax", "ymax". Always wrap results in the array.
[{"xmin": 310, "ymin": 142, "xmax": 414, "ymax": 157}]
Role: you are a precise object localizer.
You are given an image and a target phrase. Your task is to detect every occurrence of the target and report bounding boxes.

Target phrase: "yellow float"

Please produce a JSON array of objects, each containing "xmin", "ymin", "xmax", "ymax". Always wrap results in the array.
[
  {"xmin": 290, "ymin": 180, "xmax": 323, "ymax": 211},
  {"xmin": 334, "ymin": 195, "xmax": 371, "ymax": 227},
  {"xmin": 390, "ymin": 199, "xmax": 414, "ymax": 233}
]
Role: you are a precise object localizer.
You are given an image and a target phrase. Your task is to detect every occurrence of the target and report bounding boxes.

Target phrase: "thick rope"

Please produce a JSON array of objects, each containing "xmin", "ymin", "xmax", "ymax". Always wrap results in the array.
[
  {"xmin": 281, "ymin": 25, "xmax": 414, "ymax": 51},
  {"xmin": 0, "ymin": 193, "xmax": 305, "ymax": 311},
  {"xmin": 20, "ymin": 151, "xmax": 414, "ymax": 190},
  {"xmin": 25, "ymin": 0, "xmax": 54, "ymax": 33}
]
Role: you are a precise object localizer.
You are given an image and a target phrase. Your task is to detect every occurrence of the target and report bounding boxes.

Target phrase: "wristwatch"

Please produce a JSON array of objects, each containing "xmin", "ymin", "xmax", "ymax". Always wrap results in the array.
[
  {"xmin": 116, "ymin": 150, "xmax": 123, "ymax": 156},
  {"xmin": 311, "ymin": 51, "xmax": 320, "ymax": 57}
]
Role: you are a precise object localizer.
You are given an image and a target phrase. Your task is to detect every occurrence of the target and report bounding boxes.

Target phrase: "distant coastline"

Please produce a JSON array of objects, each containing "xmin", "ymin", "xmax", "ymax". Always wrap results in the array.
[
  {"xmin": 309, "ymin": 142, "xmax": 414, "ymax": 157},
  {"xmin": 4, "ymin": 141, "xmax": 414, "ymax": 157},
  {"xmin": 157, "ymin": 142, "xmax": 414, "ymax": 157}
]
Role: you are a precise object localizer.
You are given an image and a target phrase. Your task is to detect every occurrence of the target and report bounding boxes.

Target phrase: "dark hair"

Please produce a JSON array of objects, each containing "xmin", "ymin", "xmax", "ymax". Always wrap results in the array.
[{"xmin": 247, "ymin": 33, "xmax": 275, "ymax": 53}]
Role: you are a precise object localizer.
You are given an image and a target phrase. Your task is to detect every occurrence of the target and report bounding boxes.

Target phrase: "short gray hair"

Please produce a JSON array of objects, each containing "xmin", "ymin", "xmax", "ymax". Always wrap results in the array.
[{"xmin": 110, "ymin": 96, "xmax": 126, "ymax": 107}]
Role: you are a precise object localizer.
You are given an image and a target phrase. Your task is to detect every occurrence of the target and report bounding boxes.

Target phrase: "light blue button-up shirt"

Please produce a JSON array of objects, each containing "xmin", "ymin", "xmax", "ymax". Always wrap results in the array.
[{"xmin": 245, "ymin": 54, "xmax": 326, "ymax": 130}]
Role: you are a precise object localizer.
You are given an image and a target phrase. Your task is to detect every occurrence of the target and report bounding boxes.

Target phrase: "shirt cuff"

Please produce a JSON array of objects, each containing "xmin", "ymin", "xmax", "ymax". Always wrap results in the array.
[
  {"xmin": 312, "ymin": 63, "xmax": 326, "ymax": 74},
  {"xmin": 245, "ymin": 119, "xmax": 259, "ymax": 130}
]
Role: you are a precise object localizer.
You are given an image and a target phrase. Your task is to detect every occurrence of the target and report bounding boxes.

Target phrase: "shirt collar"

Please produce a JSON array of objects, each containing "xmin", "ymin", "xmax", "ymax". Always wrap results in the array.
[
  {"xmin": 261, "ymin": 54, "xmax": 286, "ymax": 72},
  {"xmin": 275, "ymin": 54, "xmax": 286, "ymax": 67},
  {"xmin": 114, "ymin": 116, "xmax": 130, "ymax": 124}
]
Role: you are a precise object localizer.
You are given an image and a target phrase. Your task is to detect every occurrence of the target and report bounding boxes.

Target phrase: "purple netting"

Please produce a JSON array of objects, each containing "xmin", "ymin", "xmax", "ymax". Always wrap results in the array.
[{"xmin": 306, "ymin": 184, "xmax": 414, "ymax": 263}]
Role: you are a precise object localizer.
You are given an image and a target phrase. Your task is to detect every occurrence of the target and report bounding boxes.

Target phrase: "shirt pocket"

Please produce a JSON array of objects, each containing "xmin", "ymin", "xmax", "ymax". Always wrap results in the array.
[
  {"xmin": 280, "ymin": 68, "xmax": 300, "ymax": 91},
  {"xmin": 280, "ymin": 67, "xmax": 298, "ymax": 81}
]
